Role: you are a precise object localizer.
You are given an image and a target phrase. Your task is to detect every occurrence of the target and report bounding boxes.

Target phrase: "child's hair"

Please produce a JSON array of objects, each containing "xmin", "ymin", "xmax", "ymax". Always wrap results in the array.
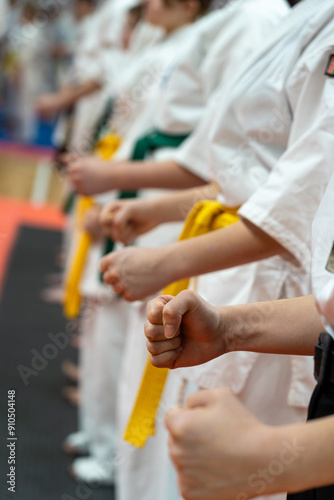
[{"xmin": 163, "ymin": 0, "xmax": 213, "ymax": 16}]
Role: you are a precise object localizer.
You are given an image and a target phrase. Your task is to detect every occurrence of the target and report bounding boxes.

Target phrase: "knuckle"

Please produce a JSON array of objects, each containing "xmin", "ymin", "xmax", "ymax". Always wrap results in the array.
[
  {"xmin": 146, "ymin": 299, "xmax": 155, "ymax": 317},
  {"xmin": 144, "ymin": 322, "xmax": 154, "ymax": 340},
  {"xmin": 146, "ymin": 339, "xmax": 153, "ymax": 354},
  {"xmin": 122, "ymin": 290, "xmax": 134, "ymax": 302},
  {"xmin": 150, "ymin": 304, "xmax": 163, "ymax": 324},
  {"xmin": 163, "ymin": 307, "xmax": 178, "ymax": 324},
  {"xmin": 144, "ymin": 320, "xmax": 151, "ymax": 338},
  {"xmin": 150, "ymin": 355, "xmax": 162, "ymax": 368},
  {"xmin": 113, "ymin": 282, "xmax": 123, "ymax": 293},
  {"xmin": 181, "ymin": 289, "xmax": 197, "ymax": 303},
  {"xmin": 147, "ymin": 341, "xmax": 161, "ymax": 355},
  {"xmin": 171, "ymin": 416, "xmax": 189, "ymax": 442},
  {"xmin": 169, "ymin": 442, "xmax": 188, "ymax": 469},
  {"xmin": 179, "ymin": 483, "xmax": 194, "ymax": 500},
  {"xmin": 213, "ymin": 387, "xmax": 230, "ymax": 399},
  {"xmin": 169, "ymin": 440, "xmax": 181, "ymax": 463}
]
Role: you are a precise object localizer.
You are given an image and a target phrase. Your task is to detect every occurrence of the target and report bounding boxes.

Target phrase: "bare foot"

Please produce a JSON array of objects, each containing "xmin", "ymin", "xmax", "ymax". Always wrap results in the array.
[
  {"xmin": 44, "ymin": 273, "xmax": 64, "ymax": 286},
  {"xmin": 62, "ymin": 431, "xmax": 89, "ymax": 456},
  {"xmin": 62, "ymin": 386, "xmax": 81, "ymax": 407},
  {"xmin": 61, "ymin": 361, "xmax": 81, "ymax": 383},
  {"xmin": 40, "ymin": 284, "xmax": 64, "ymax": 304},
  {"xmin": 55, "ymin": 250, "xmax": 66, "ymax": 269},
  {"xmin": 70, "ymin": 334, "xmax": 82, "ymax": 349}
]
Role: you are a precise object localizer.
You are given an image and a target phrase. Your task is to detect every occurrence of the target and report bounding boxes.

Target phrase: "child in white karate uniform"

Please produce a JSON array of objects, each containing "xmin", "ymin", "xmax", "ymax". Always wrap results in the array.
[
  {"xmin": 64, "ymin": 0, "xmax": 211, "ymax": 487},
  {"xmin": 99, "ymin": 1, "xmax": 334, "ymax": 499}
]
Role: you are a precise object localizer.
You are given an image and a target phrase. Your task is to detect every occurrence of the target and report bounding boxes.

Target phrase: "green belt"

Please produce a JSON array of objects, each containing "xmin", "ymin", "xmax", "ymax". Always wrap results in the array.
[
  {"xmin": 132, "ymin": 130, "xmax": 189, "ymax": 161},
  {"xmin": 90, "ymin": 97, "xmax": 114, "ymax": 148},
  {"xmin": 63, "ymin": 191, "xmax": 76, "ymax": 215},
  {"xmin": 100, "ymin": 130, "xmax": 189, "ymax": 276}
]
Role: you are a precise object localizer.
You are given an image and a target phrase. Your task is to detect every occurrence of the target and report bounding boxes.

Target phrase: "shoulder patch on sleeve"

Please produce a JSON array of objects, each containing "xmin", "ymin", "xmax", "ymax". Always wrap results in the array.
[
  {"xmin": 326, "ymin": 242, "xmax": 334, "ymax": 273},
  {"xmin": 325, "ymin": 54, "xmax": 334, "ymax": 78}
]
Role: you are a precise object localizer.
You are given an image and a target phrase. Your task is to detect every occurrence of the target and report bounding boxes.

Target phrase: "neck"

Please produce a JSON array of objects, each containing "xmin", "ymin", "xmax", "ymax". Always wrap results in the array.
[{"xmin": 165, "ymin": 21, "xmax": 190, "ymax": 35}]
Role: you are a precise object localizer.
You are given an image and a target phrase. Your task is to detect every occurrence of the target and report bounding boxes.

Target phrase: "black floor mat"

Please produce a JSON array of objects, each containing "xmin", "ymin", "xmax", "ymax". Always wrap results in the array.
[{"xmin": 0, "ymin": 225, "xmax": 114, "ymax": 500}]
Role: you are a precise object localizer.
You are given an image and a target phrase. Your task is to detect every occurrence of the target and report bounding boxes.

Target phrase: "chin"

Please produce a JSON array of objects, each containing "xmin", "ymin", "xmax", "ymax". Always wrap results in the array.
[{"xmin": 144, "ymin": 14, "xmax": 163, "ymax": 26}]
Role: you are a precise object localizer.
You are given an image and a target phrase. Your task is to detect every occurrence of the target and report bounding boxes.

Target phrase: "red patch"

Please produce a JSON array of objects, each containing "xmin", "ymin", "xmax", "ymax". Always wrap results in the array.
[{"xmin": 325, "ymin": 54, "xmax": 334, "ymax": 77}]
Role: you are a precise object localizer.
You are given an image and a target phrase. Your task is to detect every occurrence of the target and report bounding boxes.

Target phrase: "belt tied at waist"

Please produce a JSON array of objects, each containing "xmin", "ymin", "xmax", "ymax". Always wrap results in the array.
[
  {"xmin": 63, "ymin": 129, "xmax": 189, "ymax": 317},
  {"xmin": 132, "ymin": 129, "xmax": 189, "ymax": 161},
  {"xmin": 100, "ymin": 129, "xmax": 190, "ymax": 264},
  {"xmin": 123, "ymin": 200, "xmax": 240, "ymax": 448}
]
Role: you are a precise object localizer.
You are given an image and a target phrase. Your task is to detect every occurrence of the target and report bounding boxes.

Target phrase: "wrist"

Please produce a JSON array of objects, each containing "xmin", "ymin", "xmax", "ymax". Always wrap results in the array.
[
  {"xmin": 209, "ymin": 304, "xmax": 228, "ymax": 359},
  {"xmin": 159, "ymin": 244, "xmax": 184, "ymax": 286},
  {"xmin": 220, "ymin": 304, "xmax": 247, "ymax": 353},
  {"xmin": 102, "ymin": 160, "xmax": 119, "ymax": 191},
  {"xmin": 244, "ymin": 424, "xmax": 289, "ymax": 497},
  {"xmin": 146, "ymin": 197, "xmax": 165, "ymax": 225},
  {"xmin": 257, "ymin": 424, "xmax": 309, "ymax": 496},
  {"xmin": 221, "ymin": 301, "xmax": 268, "ymax": 353},
  {"xmin": 58, "ymin": 91, "xmax": 72, "ymax": 110}
]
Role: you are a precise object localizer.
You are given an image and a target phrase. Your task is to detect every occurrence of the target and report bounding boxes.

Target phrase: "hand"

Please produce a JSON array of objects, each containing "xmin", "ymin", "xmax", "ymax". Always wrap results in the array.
[
  {"xmin": 145, "ymin": 290, "xmax": 225, "ymax": 369},
  {"xmin": 35, "ymin": 93, "xmax": 64, "ymax": 118},
  {"xmin": 58, "ymin": 152, "xmax": 82, "ymax": 167},
  {"xmin": 166, "ymin": 388, "xmax": 273, "ymax": 500},
  {"xmin": 99, "ymin": 198, "xmax": 160, "ymax": 244},
  {"xmin": 99, "ymin": 246, "xmax": 172, "ymax": 301},
  {"xmin": 83, "ymin": 207, "xmax": 104, "ymax": 242},
  {"xmin": 67, "ymin": 156, "xmax": 112, "ymax": 196}
]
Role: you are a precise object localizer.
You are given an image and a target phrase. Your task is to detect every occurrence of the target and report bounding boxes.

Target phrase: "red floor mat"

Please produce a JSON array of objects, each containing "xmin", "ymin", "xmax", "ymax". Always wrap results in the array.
[{"xmin": 0, "ymin": 197, "xmax": 65, "ymax": 296}]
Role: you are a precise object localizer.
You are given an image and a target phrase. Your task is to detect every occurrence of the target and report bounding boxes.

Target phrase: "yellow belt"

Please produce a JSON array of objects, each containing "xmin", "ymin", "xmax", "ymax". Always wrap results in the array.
[
  {"xmin": 63, "ymin": 133, "xmax": 121, "ymax": 318},
  {"xmin": 123, "ymin": 200, "xmax": 239, "ymax": 447}
]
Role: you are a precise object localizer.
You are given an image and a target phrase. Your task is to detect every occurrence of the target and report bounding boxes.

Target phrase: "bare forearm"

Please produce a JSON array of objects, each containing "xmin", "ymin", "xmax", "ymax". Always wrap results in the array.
[
  {"xmin": 58, "ymin": 80, "xmax": 101, "ymax": 109},
  {"xmin": 266, "ymin": 417, "xmax": 334, "ymax": 494},
  {"xmin": 162, "ymin": 222, "xmax": 321, "ymax": 356},
  {"xmin": 106, "ymin": 160, "xmax": 207, "ymax": 191},
  {"xmin": 149, "ymin": 184, "xmax": 216, "ymax": 223},
  {"xmin": 222, "ymin": 295, "xmax": 322, "ymax": 356},
  {"xmin": 164, "ymin": 219, "xmax": 288, "ymax": 284}
]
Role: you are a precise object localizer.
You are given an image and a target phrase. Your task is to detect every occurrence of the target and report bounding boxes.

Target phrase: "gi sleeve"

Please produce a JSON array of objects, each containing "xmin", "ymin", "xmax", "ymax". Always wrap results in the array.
[{"xmin": 239, "ymin": 43, "xmax": 334, "ymax": 272}]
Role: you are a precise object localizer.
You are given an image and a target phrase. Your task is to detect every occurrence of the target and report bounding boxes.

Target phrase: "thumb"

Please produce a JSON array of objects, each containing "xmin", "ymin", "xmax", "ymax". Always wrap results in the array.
[
  {"xmin": 164, "ymin": 407, "xmax": 188, "ymax": 439},
  {"xmin": 100, "ymin": 201, "xmax": 121, "ymax": 224},
  {"xmin": 99, "ymin": 252, "xmax": 113, "ymax": 273},
  {"xmin": 146, "ymin": 295, "xmax": 174, "ymax": 326},
  {"xmin": 186, "ymin": 388, "xmax": 232, "ymax": 410},
  {"xmin": 113, "ymin": 204, "xmax": 133, "ymax": 242},
  {"xmin": 162, "ymin": 290, "xmax": 200, "ymax": 339},
  {"xmin": 67, "ymin": 161, "xmax": 80, "ymax": 176},
  {"xmin": 186, "ymin": 388, "xmax": 219, "ymax": 409}
]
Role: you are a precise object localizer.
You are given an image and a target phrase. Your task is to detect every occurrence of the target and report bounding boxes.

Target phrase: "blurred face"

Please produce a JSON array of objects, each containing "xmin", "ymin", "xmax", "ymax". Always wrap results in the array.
[
  {"xmin": 143, "ymin": 0, "xmax": 198, "ymax": 32},
  {"xmin": 21, "ymin": 7, "xmax": 36, "ymax": 23},
  {"xmin": 75, "ymin": 1, "xmax": 95, "ymax": 21}
]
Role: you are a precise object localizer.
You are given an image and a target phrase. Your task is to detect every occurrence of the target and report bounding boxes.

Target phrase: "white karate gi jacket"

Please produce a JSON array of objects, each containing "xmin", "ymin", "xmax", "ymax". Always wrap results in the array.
[
  {"xmin": 178, "ymin": 0, "xmax": 334, "ymax": 409},
  {"xmin": 111, "ymin": 23, "xmax": 200, "ymax": 161},
  {"xmin": 153, "ymin": 0, "xmax": 289, "ymax": 137},
  {"xmin": 69, "ymin": 0, "xmax": 141, "ymax": 152},
  {"xmin": 116, "ymin": 3, "xmax": 300, "ymax": 500}
]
